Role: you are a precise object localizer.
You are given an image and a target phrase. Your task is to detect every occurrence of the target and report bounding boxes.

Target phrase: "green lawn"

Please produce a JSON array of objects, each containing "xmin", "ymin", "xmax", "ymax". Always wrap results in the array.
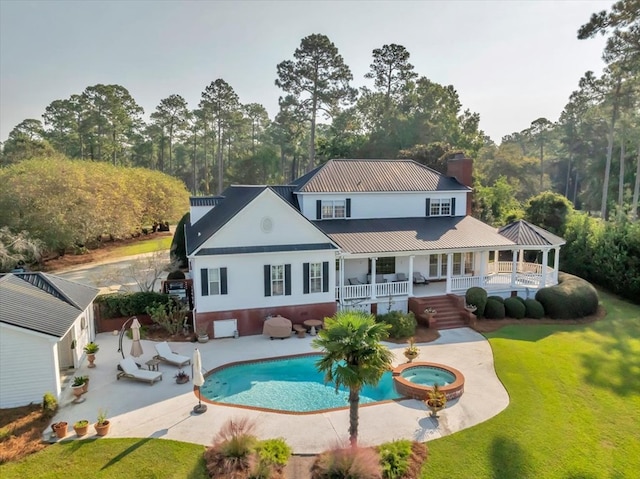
[
  {"xmin": 1, "ymin": 292, "xmax": 638, "ymax": 478},
  {"xmin": 423, "ymin": 290, "xmax": 640, "ymax": 478},
  {"xmin": 112, "ymin": 236, "xmax": 172, "ymax": 257}
]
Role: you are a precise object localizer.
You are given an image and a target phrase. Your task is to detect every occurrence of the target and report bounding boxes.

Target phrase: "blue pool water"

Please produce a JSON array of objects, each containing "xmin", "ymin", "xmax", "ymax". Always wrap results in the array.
[
  {"xmin": 200, "ymin": 354, "xmax": 402, "ymax": 412},
  {"xmin": 400, "ymin": 366, "xmax": 456, "ymax": 386}
]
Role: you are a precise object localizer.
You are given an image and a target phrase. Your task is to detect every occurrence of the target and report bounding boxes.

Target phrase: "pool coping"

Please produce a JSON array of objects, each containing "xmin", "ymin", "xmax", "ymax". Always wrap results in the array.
[{"xmin": 197, "ymin": 352, "xmax": 405, "ymax": 415}]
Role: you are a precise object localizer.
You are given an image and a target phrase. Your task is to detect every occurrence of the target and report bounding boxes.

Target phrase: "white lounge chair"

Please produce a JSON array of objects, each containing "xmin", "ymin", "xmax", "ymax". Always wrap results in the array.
[
  {"xmin": 154, "ymin": 341, "xmax": 191, "ymax": 367},
  {"xmin": 413, "ymin": 272, "xmax": 428, "ymax": 285},
  {"xmin": 117, "ymin": 357, "xmax": 163, "ymax": 385}
]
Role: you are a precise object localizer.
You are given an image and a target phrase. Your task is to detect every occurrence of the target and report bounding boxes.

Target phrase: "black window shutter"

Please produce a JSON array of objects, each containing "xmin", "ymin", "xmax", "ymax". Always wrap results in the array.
[
  {"xmin": 285, "ymin": 264, "xmax": 292, "ymax": 295},
  {"xmin": 346, "ymin": 198, "xmax": 351, "ymax": 218},
  {"xmin": 316, "ymin": 200, "xmax": 322, "ymax": 220},
  {"xmin": 220, "ymin": 267, "xmax": 228, "ymax": 295},
  {"xmin": 201, "ymin": 268, "xmax": 209, "ymax": 296},
  {"xmin": 451, "ymin": 197, "xmax": 456, "ymax": 216},
  {"xmin": 322, "ymin": 261, "xmax": 329, "ymax": 292},
  {"xmin": 425, "ymin": 198, "xmax": 431, "ymax": 217},
  {"xmin": 264, "ymin": 265, "xmax": 271, "ymax": 296},
  {"xmin": 303, "ymin": 263, "xmax": 310, "ymax": 294}
]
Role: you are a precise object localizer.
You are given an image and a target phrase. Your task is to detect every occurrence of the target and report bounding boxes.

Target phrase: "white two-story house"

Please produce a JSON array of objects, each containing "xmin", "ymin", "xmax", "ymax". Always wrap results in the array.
[{"xmin": 185, "ymin": 156, "xmax": 564, "ymax": 337}]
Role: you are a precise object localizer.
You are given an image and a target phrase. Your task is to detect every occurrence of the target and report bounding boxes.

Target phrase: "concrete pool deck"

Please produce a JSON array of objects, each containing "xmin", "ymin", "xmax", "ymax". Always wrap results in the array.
[{"xmin": 47, "ymin": 328, "xmax": 509, "ymax": 453}]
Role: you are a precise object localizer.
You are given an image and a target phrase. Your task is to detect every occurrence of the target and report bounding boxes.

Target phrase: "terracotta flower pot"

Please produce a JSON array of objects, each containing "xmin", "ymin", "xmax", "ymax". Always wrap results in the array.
[
  {"xmin": 73, "ymin": 421, "xmax": 89, "ymax": 437},
  {"xmin": 52, "ymin": 421, "xmax": 68, "ymax": 439},
  {"xmin": 94, "ymin": 420, "xmax": 110, "ymax": 437},
  {"xmin": 404, "ymin": 350, "xmax": 418, "ymax": 363},
  {"xmin": 87, "ymin": 353, "xmax": 96, "ymax": 368}
]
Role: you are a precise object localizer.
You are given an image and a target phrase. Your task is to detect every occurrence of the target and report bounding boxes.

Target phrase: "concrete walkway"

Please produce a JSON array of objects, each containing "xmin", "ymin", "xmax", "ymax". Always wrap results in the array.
[{"xmin": 48, "ymin": 328, "xmax": 509, "ymax": 454}]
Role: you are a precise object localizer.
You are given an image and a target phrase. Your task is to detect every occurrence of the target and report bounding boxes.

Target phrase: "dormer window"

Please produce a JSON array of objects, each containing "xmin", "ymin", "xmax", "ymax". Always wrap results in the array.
[
  {"xmin": 426, "ymin": 198, "xmax": 455, "ymax": 217},
  {"xmin": 322, "ymin": 200, "xmax": 346, "ymax": 219}
]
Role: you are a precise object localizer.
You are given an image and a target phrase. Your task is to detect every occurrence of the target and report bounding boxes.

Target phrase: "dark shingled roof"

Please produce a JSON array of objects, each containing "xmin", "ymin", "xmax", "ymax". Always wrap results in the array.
[
  {"xmin": 270, "ymin": 185, "xmax": 299, "ymax": 209},
  {"xmin": 0, "ymin": 273, "xmax": 99, "ymax": 338},
  {"xmin": 196, "ymin": 243, "xmax": 336, "ymax": 256},
  {"xmin": 498, "ymin": 220, "xmax": 565, "ymax": 247},
  {"xmin": 190, "ymin": 196, "xmax": 224, "ymax": 207},
  {"xmin": 314, "ymin": 216, "xmax": 515, "ymax": 254},
  {"xmin": 295, "ymin": 159, "xmax": 469, "ymax": 193}
]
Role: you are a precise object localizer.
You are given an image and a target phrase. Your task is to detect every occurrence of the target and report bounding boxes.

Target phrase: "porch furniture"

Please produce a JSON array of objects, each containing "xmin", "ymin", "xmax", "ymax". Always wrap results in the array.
[
  {"xmin": 117, "ymin": 357, "xmax": 163, "ymax": 384},
  {"xmin": 303, "ymin": 319, "xmax": 323, "ymax": 336},
  {"xmin": 293, "ymin": 324, "xmax": 307, "ymax": 338},
  {"xmin": 348, "ymin": 277, "xmax": 364, "ymax": 285},
  {"xmin": 263, "ymin": 315, "xmax": 292, "ymax": 339},
  {"xmin": 154, "ymin": 342, "xmax": 191, "ymax": 367},
  {"xmin": 145, "ymin": 358, "xmax": 161, "ymax": 371},
  {"xmin": 413, "ymin": 272, "xmax": 428, "ymax": 285},
  {"xmin": 395, "ymin": 273, "xmax": 408, "ymax": 282},
  {"xmin": 367, "ymin": 274, "xmax": 387, "ymax": 283}
]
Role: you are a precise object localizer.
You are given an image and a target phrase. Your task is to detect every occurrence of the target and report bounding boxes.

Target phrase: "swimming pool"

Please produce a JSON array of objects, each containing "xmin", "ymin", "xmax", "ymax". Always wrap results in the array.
[{"xmin": 200, "ymin": 354, "xmax": 402, "ymax": 413}]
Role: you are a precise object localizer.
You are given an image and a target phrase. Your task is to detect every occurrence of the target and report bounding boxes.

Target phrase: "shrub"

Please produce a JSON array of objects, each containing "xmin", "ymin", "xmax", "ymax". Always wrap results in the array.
[
  {"xmin": 42, "ymin": 392, "xmax": 58, "ymax": 418},
  {"xmin": 484, "ymin": 298, "xmax": 505, "ymax": 319},
  {"xmin": 487, "ymin": 295, "xmax": 504, "ymax": 304},
  {"xmin": 513, "ymin": 296, "xmax": 526, "ymax": 305},
  {"xmin": 377, "ymin": 439, "xmax": 428, "ymax": 479},
  {"xmin": 170, "ymin": 212, "xmax": 189, "ymax": 269},
  {"xmin": 465, "ymin": 287, "xmax": 488, "ymax": 317},
  {"xmin": 504, "ymin": 297, "xmax": 526, "ymax": 319},
  {"xmin": 376, "ymin": 311, "xmax": 416, "ymax": 339},
  {"xmin": 311, "ymin": 447, "xmax": 382, "ymax": 479},
  {"xmin": 255, "ymin": 438, "xmax": 292, "ymax": 468},
  {"xmin": 204, "ymin": 418, "xmax": 257, "ymax": 478},
  {"xmin": 167, "ymin": 270, "xmax": 186, "ymax": 280},
  {"xmin": 535, "ymin": 272, "xmax": 599, "ymax": 319},
  {"xmin": 524, "ymin": 299, "xmax": 545, "ymax": 319},
  {"xmin": 96, "ymin": 292, "xmax": 171, "ymax": 319},
  {"xmin": 147, "ymin": 300, "xmax": 189, "ymax": 335}
]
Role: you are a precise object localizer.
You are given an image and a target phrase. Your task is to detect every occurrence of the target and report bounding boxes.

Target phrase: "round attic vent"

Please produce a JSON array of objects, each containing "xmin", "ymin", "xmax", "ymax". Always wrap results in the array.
[{"xmin": 261, "ymin": 217, "xmax": 273, "ymax": 233}]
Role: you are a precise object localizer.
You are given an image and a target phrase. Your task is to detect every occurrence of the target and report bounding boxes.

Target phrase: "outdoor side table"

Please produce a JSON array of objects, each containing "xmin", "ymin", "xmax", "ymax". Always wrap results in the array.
[
  {"xmin": 145, "ymin": 358, "xmax": 161, "ymax": 371},
  {"xmin": 303, "ymin": 319, "xmax": 323, "ymax": 336}
]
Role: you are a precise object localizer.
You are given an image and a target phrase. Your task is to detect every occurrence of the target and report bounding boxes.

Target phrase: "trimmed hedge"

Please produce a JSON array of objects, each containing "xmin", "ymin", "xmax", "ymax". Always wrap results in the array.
[
  {"xmin": 376, "ymin": 311, "xmax": 416, "ymax": 339},
  {"xmin": 466, "ymin": 287, "xmax": 488, "ymax": 318},
  {"xmin": 95, "ymin": 292, "xmax": 171, "ymax": 319},
  {"xmin": 524, "ymin": 299, "xmax": 545, "ymax": 319},
  {"xmin": 487, "ymin": 295, "xmax": 504, "ymax": 304},
  {"xmin": 535, "ymin": 272, "xmax": 599, "ymax": 319},
  {"xmin": 504, "ymin": 297, "xmax": 526, "ymax": 319},
  {"xmin": 485, "ymin": 298, "xmax": 506, "ymax": 319}
]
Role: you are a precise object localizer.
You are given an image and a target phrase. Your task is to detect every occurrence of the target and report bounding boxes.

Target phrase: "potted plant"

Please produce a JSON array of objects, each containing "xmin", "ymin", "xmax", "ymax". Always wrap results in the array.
[
  {"xmin": 425, "ymin": 383, "xmax": 447, "ymax": 418},
  {"xmin": 196, "ymin": 326, "xmax": 209, "ymax": 343},
  {"xmin": 84, "ymin": 342, "xmax": 100, "ymax": 368},
  {"xmin": 403, "ymin": 337, "xmax": 419, "ymax": 363},
  {"xmin": 73, "ymin": 419, "xmax": 89, "ymax": 437},
  {"xmin": 423, "ymin": 307, "xmax": 437, "ymax": 327},
  {"xmin": 94, "ymin": 408, "xmax": 110, "ymax": 436},
  {"xmin": 52, "ymin": 421, "xmax": 68, "ymax": 439},
  {"xmin": 464, "ymin": 303, "xmax": 477, "ymax": 313},
  {"xmin": 71, "ymin": 376, "xmax": 86, "ymax": 403},
  {"xmin": 81, "ymin": 375, "xmax": 90, "ymax": 394},
  {"xmin": 174, "ymin": 370, "xmax": 190, "ymax": 384}
]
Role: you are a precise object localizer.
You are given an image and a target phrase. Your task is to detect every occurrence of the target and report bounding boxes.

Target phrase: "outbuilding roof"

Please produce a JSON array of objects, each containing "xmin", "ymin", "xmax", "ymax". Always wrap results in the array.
[
  {"xmin": 0, "ymin": 272, "xmax": 99, "ymax": 338},
  {"xmin": 295, "ymin": 159, "xmax": 470, "ymax": 193},
  {"xmin": 498, "ymin": 220, "xmax": 565, "ymax": 247},
  {"xmin": 314, "ymin": 216, "xmax": 515, "ymax": 255}
]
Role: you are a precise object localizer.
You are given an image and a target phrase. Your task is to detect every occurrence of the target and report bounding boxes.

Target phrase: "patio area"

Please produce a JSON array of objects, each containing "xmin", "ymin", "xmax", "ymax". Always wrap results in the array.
[{"xmin": 47, "ymin": 328, "xmax": 508, "ymax": 454}]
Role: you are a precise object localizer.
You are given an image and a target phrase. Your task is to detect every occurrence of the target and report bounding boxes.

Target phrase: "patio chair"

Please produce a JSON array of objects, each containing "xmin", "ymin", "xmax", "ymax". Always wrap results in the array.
[
  {"xmin": 413, "ymin": 272, "xmax": 428, "ymax": 285},
  {"xmin": 396, "ymin": 273, "xmax": 408, "ymax": 282},
  {"xmin": 117, "ymin": 357, "xmax": 163, "ymax": 385},
  {"xmin": 348, "ymin": 277, "xmax": 364, "ymax": 285},
  {"xmin": 154, "ymin": 341, "xmax": 191, "ymax": 367}
]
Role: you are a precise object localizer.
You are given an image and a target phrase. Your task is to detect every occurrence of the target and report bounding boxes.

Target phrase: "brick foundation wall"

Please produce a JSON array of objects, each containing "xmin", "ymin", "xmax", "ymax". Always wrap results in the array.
[{"xmin": 195, "ymin": 302, "xmax": 338, "ymax": 338}]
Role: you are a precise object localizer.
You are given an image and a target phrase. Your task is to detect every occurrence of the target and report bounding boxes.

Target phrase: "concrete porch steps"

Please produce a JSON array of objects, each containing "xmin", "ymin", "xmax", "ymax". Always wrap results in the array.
[{"xmin": 408, "ymin": 295, "xmax": 467, "ymax": 330}]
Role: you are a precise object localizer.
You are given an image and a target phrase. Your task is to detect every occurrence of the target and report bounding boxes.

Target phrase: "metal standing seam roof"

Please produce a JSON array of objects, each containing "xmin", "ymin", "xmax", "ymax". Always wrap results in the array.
[
  {"xmin": 189, "ymin": 196, "xmax": 225, "ymax": 207},
  {"xmin": 0, "ymin": 273, "xmax": 99, "ymax": 338},
  {"xmin": 295, "ymin": 159, "xmax": 470, "ymax": 193},
  {"xmin": 314, "ymin": 216, "xmax": 516, "ymax": 255},
  {"xmin": 498, "ymin": 220, "xmax": 566, "ymax": 247}
]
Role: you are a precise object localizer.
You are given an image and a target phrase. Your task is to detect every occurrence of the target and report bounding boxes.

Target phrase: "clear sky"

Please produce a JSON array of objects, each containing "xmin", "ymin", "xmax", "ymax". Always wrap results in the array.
[{"xmin": 0, "ymin": 0, "xmax": 610, "ymax": 144}]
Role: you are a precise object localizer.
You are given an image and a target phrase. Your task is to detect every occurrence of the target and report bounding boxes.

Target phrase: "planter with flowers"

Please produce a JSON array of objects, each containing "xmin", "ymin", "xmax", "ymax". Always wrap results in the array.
[
  {"xmin": 84, "ymin": 342, "xmax": 100, "ymax": 368},
  {"xmin": 403, "ymin": 337, "xmax": 419, "ymax": 363},
  {"xmin": 423, "ymin": 307, "xmax": 437, "ymax": 327},
  {"xmin": 425, "ymin": 383, "xmax": 447, "ymax": 418},
  {"xmin": 174, "ymin": 370, "xmax": 190, "ymax": 384}
]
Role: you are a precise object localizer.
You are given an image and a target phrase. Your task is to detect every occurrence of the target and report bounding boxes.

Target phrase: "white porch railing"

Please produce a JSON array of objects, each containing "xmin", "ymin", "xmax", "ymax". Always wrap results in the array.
[
  {"xmin": 450, "ymin": 268, "xmax": 555, "ymax": 292},
  {"xmin": 490, "ymin": 261, "xmax": 544, "ymax": 274},
  {"xmin": 336, "ymin": 280, "xmax": 409, "ymax": 300}
]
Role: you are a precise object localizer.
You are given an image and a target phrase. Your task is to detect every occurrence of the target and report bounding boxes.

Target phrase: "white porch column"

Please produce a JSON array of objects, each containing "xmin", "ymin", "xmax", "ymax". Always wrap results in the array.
[
  {"xmin": 493, "ymin": 250, "xmax": 499, "ymax": 272},
  {"xmin": 511, "ymin": 250, "xmax": 518, "ymax": 288},
  {"xmin": 518, "ymin": 250, "xmax": 524, "ymax": 272},
  {"xmin": 479, "ymin": 251, "xmax": 486, "ymax": 285},
  {"xmin": 446, "ymin": 252, "xmax": 453, "ymax": 293},
  {"xmin": 339, "ymin": 256, "xmax": 345, "ymax": 306},
  {"xmin": 541, "ymin": 249, "xmax": 549, "ymax": 287},
  {"xmin": 371, "ymin": 257, "xmax": 377, "ymax": 300},
  {"xmin": 408, "ymin": 255, "xmax": 415, "ymax": 297},
  {"xmin": 553, "ymin": 247, "xmax": 561, "ymax": 283}
]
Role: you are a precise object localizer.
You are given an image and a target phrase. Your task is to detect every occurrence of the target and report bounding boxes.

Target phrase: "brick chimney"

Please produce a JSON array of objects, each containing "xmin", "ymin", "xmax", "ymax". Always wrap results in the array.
[{"xmin": 447, "ymin": 153, "xmax": 473, "ymax": 215}]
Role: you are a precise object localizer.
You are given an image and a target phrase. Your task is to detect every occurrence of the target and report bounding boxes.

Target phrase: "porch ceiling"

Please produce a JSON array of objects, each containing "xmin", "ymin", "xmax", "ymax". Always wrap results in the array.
[{"xmin": 314, "ymin": 216, "xmax": 515, "ymax": 255}]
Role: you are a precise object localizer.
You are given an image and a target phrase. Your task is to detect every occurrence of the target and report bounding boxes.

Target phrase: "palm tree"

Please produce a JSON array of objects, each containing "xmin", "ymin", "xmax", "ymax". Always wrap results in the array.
[{"xmin": 312, "ymin": 311, "xmax": 394, "ymax": 448}]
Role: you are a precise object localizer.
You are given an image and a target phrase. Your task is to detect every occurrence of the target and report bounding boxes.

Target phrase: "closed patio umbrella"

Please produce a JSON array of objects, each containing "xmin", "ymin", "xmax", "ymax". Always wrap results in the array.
[
  {"xmin": 130, "ymin": 318, "xmax": 143, "ymax": 358},
  {"xmin": 192, "ymin": 348, "xmax": 207, "ymax": 414}
]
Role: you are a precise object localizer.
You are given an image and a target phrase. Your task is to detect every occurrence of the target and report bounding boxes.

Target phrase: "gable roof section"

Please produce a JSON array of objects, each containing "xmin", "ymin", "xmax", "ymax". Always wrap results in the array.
[
  {"xmin": 314, "ymin": 216, "xmax": 515, "ymax": 255},
  {"xmin": 190, "ymin": 196, "xmax": 224, "ymax": 207},
  {"xmin": 270, "ymin": 185, "xmax": 300, "ymax": 209},
  {"xmin": 498, "ymin": 220, "xmax": 565, "ymax": 247},
  {"xmin": 0, "ymin": 273, "xmax": 98, "ymax": 338},
  {"xmin": 295, "ymin": 159, "xmax": 470, "ymax": 193}
]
